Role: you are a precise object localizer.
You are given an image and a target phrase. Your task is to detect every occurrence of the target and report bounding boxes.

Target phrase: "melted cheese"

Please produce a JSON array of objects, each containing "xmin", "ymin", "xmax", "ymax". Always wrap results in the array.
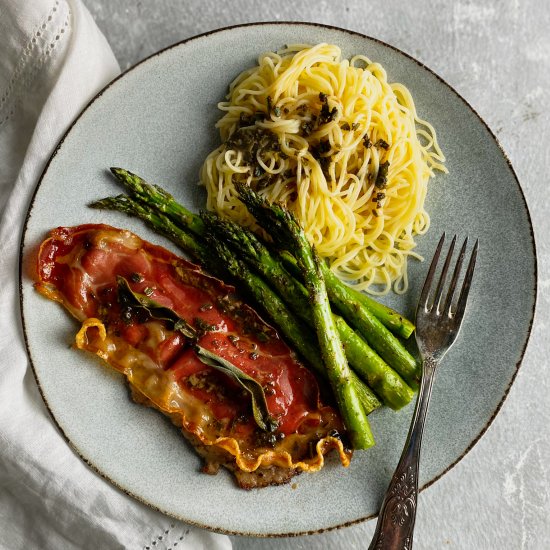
[{"xmin": 76, "ymin": 318, "xmax": 350, "ymax": 472}]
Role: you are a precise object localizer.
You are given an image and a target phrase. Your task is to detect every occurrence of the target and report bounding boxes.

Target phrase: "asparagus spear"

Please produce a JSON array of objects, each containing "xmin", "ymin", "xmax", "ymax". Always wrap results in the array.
[
  {"xmin": 333, "ymin": 315, "xmax": 414, "ymax": 410},
  {"xmin": 108, "ymin": 168, "xmax": 415, "ymax": 338},
  {"xmin": 89, "ymin": 194, "xmax": 381, "ymax": 419},
  {"xmin": 279, "ymin": 250, "xmax": 415, "ymax": 339},
  {"xmin": 202, "ymin": 212, "xmax": 413, "ymax": 410},
  {"xmin": 203, "ymin": 232, "xmax": 381, "ymax": 422},
  {"xmin": 235, "ymin": 184, "xmax": 373, "ymax": 450},
  {"xmin": 201, "ymin": 211, "xmax": 311, "ymax": 323},
  {"xmin": 278, "ymin": 249, "xmax": 420, "ymax": 388},
  {"xmin": 91, "ymin": 195, "xmax": 207, "ymax": 261},
  {"xmin": 110, "ymin": 167, "xmax": 205, "ymax": 235},
  {"xmin": 339, "ymin": 280, "xmax": 415, "ymax": 339},
  {"xmin": 324, "ymin": 274, "xmax": 421, "ymax": 389}
]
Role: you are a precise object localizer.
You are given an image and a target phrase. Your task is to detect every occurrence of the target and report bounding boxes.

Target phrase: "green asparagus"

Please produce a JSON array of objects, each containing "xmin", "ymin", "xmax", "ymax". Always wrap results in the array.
[
  {"xmin": 91, "ymin": 195, "xmax": 206, "ymax": 260},
  {"xmin": 203, "ymin": 232, "xmax": 381, "ymax": 420},
  {"xmin": 235, "ymin": 183, "xmax": 374, "ymax": 450},
  {"xmin": 325, "ymin": 274, "xmax": 421, "ymax": 389},
  {"xmin": 279, "ymin": 250, "xmax": 415, "ymax": 339},
  {"xmin": 202, "ymin": 212, "xmax": 413, "ymax": 410},
  {"xmin": 333, "ymin": 315, "xmax": 414, "ymax": 410},
  {"xmin": 110, "ymin": 167, "xmax": 205, "ymax": 235},
  {"xmin": 277, "ymin": 249, "xmax": 420, "ymax": 387}
]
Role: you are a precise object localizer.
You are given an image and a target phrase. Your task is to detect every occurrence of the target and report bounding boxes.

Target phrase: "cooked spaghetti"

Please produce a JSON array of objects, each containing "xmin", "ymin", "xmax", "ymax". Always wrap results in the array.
[{"xmin": 200, "ymin": 43, "xmax": 447, "ymax": 294}]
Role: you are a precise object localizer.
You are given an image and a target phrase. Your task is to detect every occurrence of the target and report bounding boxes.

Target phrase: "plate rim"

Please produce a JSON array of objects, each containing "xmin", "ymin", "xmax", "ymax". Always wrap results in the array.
[{"xmin": 18, "ymin": 21, "xmax": 538, "ymax": 537}]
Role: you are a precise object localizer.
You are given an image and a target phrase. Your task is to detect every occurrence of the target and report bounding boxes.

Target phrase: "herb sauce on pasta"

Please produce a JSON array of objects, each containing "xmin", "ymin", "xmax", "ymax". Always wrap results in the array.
[{"xmin": 201, "ymin": 43, "xmax": 446, "ymax": 294}]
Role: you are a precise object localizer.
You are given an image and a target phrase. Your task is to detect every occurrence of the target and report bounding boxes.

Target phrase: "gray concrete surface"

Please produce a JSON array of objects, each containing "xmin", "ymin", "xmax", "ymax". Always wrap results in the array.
[{"xmin": 83, "ymin": 1, "xmax": 550, "ymax": 548}]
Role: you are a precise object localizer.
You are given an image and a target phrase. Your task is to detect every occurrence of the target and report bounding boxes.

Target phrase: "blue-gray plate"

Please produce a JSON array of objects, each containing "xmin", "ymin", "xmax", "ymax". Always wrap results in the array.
[{"xmin": 20, "ymin": 23, "xmax": 536, "ymax": 536}]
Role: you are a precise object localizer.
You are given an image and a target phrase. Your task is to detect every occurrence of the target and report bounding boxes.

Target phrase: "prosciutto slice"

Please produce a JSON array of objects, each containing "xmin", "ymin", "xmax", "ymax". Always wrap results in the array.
[{"xmin": 35, "ymin": 224, "xmax": 351, "ymax": 488}]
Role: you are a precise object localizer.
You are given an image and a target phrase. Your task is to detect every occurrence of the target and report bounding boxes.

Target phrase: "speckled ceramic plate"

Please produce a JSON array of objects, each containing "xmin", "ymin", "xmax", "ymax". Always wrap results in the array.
[{"xmin": 20, "ymin": 22, "xmax": 536, "ymax": 536}]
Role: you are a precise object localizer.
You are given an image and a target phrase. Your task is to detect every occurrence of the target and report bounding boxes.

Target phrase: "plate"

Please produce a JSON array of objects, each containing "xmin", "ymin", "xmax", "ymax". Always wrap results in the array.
[{"xmin": 20, "ymin": 23, "xmax": 536, "ymax": 536}]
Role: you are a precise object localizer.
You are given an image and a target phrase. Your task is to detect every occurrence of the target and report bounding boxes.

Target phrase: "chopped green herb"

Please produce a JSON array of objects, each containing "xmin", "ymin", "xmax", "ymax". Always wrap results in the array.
[
  {"xmin": 319, "ymin": 102, "xmax": 338, "ymax": 124},
  {"xmin": 253, "ymin": 165, "xmax": 264, "ymax": 178},
  {"xmin": 256, "ymin": 331, "xmax": 270, "ymax": 343},
  {"xmin": 375, "ymin": 138, "xmax": 390, "ymax": 150},
  {"xmin": 340, "ymin": 122, "xmax": 351, "ymax": 131},
  {"xmin": 130, "ymin": 272, "xmax": 143, "ymax": 283},
  {"xmin": 193, "ymin": 317, "xmax": 217, "ymax": 334},
  {"xmin": 363, "ymin": 135, "xmax": 372, "ymax": 148},
  {"xmin": 226, "ymin": 126, "xmax": 280, "ymax": 163},
  {"xmin": 311, "ymin": 139, "xmax": 331, "ymax": 158},
  {"xmin": 375, "ymin": 161, "xmax": 390, "ymax": 189},
  {"xmin": 255, "ymin": 431, "xmax": 278, "ymax": 448},
  {"xmin": 301, "ymin": 120, "xmax": 314, "ymax": 136},
  {"xmin": 238, "ymin": 112, "xmax": 265, "ymax": 127}
]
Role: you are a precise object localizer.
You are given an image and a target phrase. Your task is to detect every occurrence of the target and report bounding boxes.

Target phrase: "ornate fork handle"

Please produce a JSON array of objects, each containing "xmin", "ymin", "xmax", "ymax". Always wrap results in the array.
[
  {"xmin": 369, "ymin": 234, "xmax": 477, "ymax": 549},
  {"xmin": 369, "ymin": 356, "xmax": 438, "ymax": 550}
]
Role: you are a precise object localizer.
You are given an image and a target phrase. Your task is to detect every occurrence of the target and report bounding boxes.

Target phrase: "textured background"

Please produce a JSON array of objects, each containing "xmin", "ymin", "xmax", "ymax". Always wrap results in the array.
[{"xmin": 82, "ymin": 1, "xmax": 550, "ymax": 548}]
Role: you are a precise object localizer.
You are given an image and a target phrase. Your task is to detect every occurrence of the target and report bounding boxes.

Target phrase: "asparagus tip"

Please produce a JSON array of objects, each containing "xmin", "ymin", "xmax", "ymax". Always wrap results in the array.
[
  {"xmin": 89, "ymin": 194, "xmax": 131, "ymax": 211},
  {"xmin": 110, "ymin": 166, "xmax": 126, "ymax": 179}
]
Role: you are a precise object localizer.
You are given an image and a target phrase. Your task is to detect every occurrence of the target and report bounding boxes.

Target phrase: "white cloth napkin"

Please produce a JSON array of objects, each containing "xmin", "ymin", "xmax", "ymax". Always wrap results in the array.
[{"xmin": 0, "ymin": 1, "xmax": 232, "ymax": 548}]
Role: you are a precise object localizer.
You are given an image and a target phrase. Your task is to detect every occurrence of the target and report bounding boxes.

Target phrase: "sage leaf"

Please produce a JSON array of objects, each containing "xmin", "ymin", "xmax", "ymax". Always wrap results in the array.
[{"xmin": 116, "ymin": 276, "xmax": 277, "ymax": 432}]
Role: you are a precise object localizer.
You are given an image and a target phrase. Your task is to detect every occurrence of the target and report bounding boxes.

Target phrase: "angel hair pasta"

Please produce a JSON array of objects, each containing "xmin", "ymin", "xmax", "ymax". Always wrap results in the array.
[{"xmin": 200, "ymin": 43, "xmax": 447, "ymax": 295}]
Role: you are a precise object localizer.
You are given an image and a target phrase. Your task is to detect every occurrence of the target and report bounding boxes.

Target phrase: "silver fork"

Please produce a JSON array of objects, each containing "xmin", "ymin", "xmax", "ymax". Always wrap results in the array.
[{"xmin": 368, "ymin": 233, "xmax": 478, "ymax": 550}]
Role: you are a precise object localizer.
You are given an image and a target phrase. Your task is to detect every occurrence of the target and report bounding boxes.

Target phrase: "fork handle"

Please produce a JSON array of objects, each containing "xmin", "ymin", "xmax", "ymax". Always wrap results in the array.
[{"xmin": 368, "ymin": 356, "xmax": 438, "ymax": 550}]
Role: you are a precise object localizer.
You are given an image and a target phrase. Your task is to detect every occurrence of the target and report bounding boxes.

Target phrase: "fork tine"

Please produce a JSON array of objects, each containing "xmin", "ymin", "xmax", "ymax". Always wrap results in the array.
[
  {"xmin": 433, "ymin": 235, "xmax": 456, "ymax": 313},
  {"xmin": 418, "ymin": 233, "xmax": 445, "ymax": 311},
  {"xmin": 454, "ymin": 239, "xmax": 478, "ymax": 321},
  {"xmin": 443, "ymin": 237, "xmax": 468, "ymax": 315}
]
